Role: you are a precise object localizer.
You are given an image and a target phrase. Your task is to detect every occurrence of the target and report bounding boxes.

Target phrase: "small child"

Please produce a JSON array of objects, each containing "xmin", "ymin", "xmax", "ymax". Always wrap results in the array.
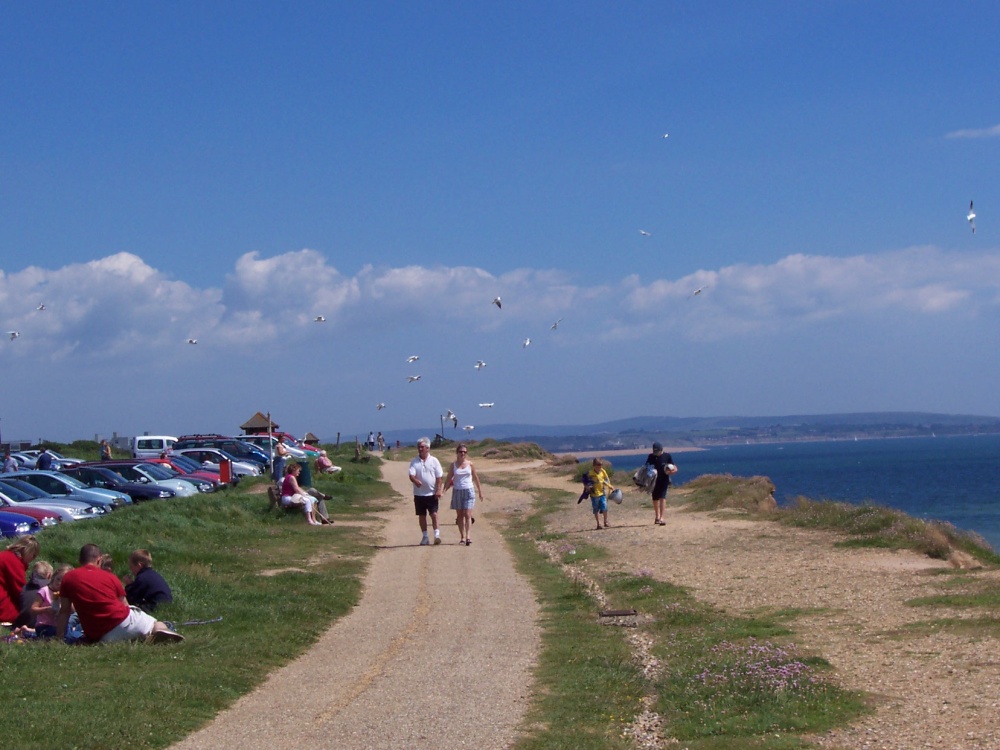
[
  {"xmin": 31, "ymin": 563, "xmax": 72, "ymax": 639},
  {"xmin": 16, "ymin": 560, "xmax": 53, "ymax": 629},
  {"xmin": 586, "ymin": 457, "xmax": 615, "ymax": 531}
]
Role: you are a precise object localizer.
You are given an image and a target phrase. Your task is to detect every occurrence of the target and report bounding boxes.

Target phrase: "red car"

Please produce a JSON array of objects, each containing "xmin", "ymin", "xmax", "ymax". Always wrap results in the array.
[{"xmin": 146, "ymin": 456, "xmax": 228, "ymax": 489}]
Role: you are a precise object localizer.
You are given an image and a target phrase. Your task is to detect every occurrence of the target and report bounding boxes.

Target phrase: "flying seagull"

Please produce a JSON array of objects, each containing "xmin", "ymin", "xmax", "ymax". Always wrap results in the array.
[
  {"xmin": 638, "ymin": 229, "xmax": 651, "ymax": 237},
  {"xmin": 187, "ymin": 338, "xmax": 198, "ymax": 344},
  {"xmin": 550, "ymin": 319, "xmax": 563, "ymax": 330},
  {"xmin": 663, "ymin": 133, "xmax": 669, "ymax": 139},
  {"xmin": 406, "ymin": 375, "xmax": 421, "ymax": 383},
  {"xmin": 376, "ymin": 402, "xmax": 386, "ymax": 410},
  {"xmin": 968, "ymin": 201, "xmax": 976, "ymax": 234},
  {"xmin": 462, "ymin": 425, "xmax": 475, "ymax": 432},
  {"xmin": 446, "ymin": 409, "xmax": 456, "ymax": 421},
  {"xmin": 7, "ymin": 331, "xmax": 19, "ymax": 341},
  {"xmin": 522, "ymin": 337, "xmax": 531, "ymax": 348},
  {"xmin": 406, "ymin": 355, "xmax": 420, "ymax": 363},
  {"xmin": 314, "ymin": 315, "xmax": 326, "ymax": 322},
  {"xmin": 474, "ymin": 360, "xmax": 486, "ymax": 370},
  {"xmin": 689, "ymin": 287, "xmax": 704, "ymax": 299},
  {"xmin": 492, "ymin": 296, "xmax": 502, "ymax": 309},
  {"xmin": 36, "ymin": 303, "xmax": 45, "ymax": 311},
  {"xmin": 479, "ymin": 402, "xmax": 494, "ymax": 408}
]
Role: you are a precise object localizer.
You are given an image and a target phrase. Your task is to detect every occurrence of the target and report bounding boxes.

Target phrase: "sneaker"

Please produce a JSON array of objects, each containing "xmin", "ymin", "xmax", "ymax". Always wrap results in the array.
[
  {"xmin": 420, "ymin": 536, "xmax": 430, "ymax": 546},
  {"xmin": 433, "ymin": 536, "xmax": 442, "ymax": 545},
  {"xmin": 149, "ymin": 629, "xmax": 185, "ymax": 644}
]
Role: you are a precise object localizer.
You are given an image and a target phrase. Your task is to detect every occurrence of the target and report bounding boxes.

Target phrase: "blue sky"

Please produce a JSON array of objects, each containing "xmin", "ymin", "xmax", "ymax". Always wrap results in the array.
[{"xmin": 1, "ymin": 2, "xmax": 998, "ymax": 443}]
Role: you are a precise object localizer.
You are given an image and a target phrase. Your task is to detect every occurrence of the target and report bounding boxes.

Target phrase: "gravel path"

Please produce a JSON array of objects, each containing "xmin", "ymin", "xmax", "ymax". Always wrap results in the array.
[
  {"xmin": 527, "ymin": 467, "xmax": 1000, "ymax": 750},
  {"xmin": 171, "ymin": 463, "xmax": 540, "ymax": 750}
]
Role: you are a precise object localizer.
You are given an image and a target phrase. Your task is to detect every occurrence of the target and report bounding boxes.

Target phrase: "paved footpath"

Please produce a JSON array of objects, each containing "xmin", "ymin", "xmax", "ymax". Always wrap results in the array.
[{"xmin": 172, "ymin": 462, "xmax": 540, "ymax": 750}]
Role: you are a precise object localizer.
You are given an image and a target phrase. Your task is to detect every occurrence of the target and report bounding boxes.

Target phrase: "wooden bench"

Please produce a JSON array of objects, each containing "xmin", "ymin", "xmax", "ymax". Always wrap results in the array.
[{"xmin": 268, "ymin": 485, "xmax": 302, "ymax": 512}]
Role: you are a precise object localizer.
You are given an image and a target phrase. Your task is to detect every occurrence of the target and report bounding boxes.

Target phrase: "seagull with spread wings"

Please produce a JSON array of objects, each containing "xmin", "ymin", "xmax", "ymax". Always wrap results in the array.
[
  {"xmin": 492, "ymin": 296, "xmax": 502, "ymax": 309},
  {"xmin": 968, "ymin": 201, "xmax": 977, "ymax": 234},
  {"xmin": 474, "ymin": 360, "xmax": 486, "ymax": 370},
  {"xmin": 406, "ymin": 375, "xmax": 421, "ymax": 383}
]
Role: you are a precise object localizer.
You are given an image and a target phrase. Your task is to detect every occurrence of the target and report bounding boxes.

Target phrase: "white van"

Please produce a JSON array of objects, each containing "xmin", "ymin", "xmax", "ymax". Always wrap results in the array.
[{"xmin": 132, "ymin": 436, "xmax": 177, "ymax": 459}]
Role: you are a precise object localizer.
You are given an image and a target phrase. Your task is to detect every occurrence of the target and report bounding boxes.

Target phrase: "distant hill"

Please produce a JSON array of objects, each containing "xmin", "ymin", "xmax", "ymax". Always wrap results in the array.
[{"xmin": 361, "ymin": 412, "xmax": 1000, "ymax": 451}]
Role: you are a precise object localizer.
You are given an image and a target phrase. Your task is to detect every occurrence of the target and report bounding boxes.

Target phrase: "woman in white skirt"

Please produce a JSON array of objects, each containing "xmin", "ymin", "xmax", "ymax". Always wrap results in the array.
[{"xmin": 443, "ymin": 444, "xmax": 484, "ymax": 546}]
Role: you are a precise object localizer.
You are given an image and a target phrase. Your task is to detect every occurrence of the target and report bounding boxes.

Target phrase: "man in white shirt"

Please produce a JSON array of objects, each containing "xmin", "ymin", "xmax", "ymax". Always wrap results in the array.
[{"xmin": 408, "ymin": 437, "xmax": 443, "ymax": 545}]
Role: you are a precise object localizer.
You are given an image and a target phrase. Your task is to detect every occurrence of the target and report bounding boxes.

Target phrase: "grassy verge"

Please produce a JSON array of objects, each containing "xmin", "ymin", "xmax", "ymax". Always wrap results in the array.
[
  {"xmin": 500, "ymin": 482, "xmax": 868, "ymax": 749},
  {"xmin": 1, "ymin": 451, "xmax": 389, "ymax": 750},
  {"xmin": 677, "ymin": 473, "xmax": 1000, "ymax": 566}
]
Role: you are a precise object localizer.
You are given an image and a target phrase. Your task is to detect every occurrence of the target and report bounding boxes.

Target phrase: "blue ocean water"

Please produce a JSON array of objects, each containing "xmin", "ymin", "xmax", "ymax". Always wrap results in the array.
[{"xmin": 610, "ymin": 434, "xmax": 1000, "ymax": 551}]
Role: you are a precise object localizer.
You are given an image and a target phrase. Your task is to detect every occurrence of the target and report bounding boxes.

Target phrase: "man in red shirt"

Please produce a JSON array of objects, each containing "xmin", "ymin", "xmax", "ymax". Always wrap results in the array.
[{"xmin": 56, "ymin": 543, "xmax": 183, "ymax": 644}]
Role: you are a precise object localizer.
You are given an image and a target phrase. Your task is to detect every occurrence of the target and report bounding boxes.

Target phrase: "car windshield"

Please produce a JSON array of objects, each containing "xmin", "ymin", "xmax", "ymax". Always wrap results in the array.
[
  {"xmin": 168, "ymin": 455, "xmax": 200, "ymax": 472},
  {"xmin": 137, "ymin": 463, "xmax": 176, "ymax": 479},
  {"xmin": 0, "ymin": 483, "xmax": 36, "ymax": 502},
  {"xmin": 0, "ymin": 478, "xmax": 50, "ymax": 499},
  {"xmin": 58, "ymin": 473, "xmax": 88, "ymax": 489},
  {"xmin": 88, "ymin": 468, "xmax": 127, "ymax": 486}
]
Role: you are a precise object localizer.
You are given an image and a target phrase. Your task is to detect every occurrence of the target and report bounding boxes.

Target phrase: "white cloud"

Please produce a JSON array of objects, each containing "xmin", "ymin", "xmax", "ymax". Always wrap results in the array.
[
  {"xmin": 622, "ymin": 247, "xmax": 1000, "ymax": 340},
  {"xmin": 945, "ymin": 123, "xmax": 1000, "ymax": 139},
  {"xmin": 2, "ymin": 245, "xmax": 998, "ymax": 366}
]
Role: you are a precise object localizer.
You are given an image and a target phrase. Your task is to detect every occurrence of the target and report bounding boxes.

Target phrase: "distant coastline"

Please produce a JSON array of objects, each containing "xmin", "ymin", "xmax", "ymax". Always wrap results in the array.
[{"xmin": 557, "ymin": 446, "xmax": 704, "ymax": 460}]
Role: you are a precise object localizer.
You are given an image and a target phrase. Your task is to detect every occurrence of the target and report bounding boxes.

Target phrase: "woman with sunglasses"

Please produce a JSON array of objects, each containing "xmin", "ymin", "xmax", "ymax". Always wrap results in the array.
[{"xmin": 443, "ymin": 444, "xmax": 484, "ymax": 546}]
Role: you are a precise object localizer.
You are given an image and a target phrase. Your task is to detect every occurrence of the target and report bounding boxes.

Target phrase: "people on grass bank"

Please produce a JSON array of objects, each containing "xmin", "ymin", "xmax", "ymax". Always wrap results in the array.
[
  {"xmin": 0, "ymin": 536, "xmax": 39, "ymax": 625},
  {"xmin": 586, "ymin": 457, "xmax": 615, "ymax": 530},
  {"xmin": 443, "ymin": 444, "xmax": 483, "ymax": 546},
  {"xmin": 315, "ymin": 450, "xmax": 342, "ymax": 475},
  {"xmin": 408, "ymin": 437, "xmax": 443, "ymax": 545},
  {"xmin": 645, "ymin": 442, "xmax": 678, "ymax": 526},
  {"xmin": 123, "ymin": 549, "xmax": 173, "ymax": 613},
  {"xmin": 281, "ymin": 462, "xmax": 334, "ymax": 525},
  {"xmin": 57, "ymin": 543, "xmax": 183, "ymax": 644}
]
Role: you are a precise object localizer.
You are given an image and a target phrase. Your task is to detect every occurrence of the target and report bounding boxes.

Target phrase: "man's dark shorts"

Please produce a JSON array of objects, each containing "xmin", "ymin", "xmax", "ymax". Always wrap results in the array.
[
  {"xmin": 652, "ymin": 478, "xmax": 670, "ymax": 501},
  {"xmin": 414, "ymin": 495, "xmax": 440, "ymax": 516}
]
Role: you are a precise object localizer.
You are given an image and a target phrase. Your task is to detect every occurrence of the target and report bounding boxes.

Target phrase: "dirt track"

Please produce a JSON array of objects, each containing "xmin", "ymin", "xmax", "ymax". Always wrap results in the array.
[{"xmin": 171, "ymin": 461, "xmax": 540, "ymax": 750}]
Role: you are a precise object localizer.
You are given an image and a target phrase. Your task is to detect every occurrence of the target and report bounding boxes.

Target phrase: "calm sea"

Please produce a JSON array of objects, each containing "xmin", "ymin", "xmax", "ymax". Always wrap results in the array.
[{"xmin": 611, "ymin": 434, "xmax": 1000, "ymax": 551}]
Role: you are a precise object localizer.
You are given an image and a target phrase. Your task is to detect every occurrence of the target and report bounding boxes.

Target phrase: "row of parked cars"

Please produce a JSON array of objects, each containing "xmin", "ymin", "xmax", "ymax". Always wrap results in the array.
[{"xmin": 0, "ymin": 433, "xmax": 322, "ymax": 537}]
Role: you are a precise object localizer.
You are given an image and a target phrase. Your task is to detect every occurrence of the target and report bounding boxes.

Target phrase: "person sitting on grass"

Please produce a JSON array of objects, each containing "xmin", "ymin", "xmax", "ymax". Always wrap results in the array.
[
  {"xmin": 28, "ymin": 563, "xmax": 71, "ymax": 639},
  {"xmin": 16, "ymin": 558, "xmax": 53, "ymax": 629},
  {"xmin": 56, "ymin": 543, "xmax": 183, "ymax": 645},
  {"xmin": 122, "ymin": 549, "xmax": 173, "ymax": 614},
  {"xmin": 315, "ymin": 450, "xmax": 342, "ymax": 475},
  {"xmin": 1, "ymin": 535, "xmax": 39, "ymax": 628},
  {"xmin": 281, "ymin": 462, "xmax": 333, "ymax": 525}
]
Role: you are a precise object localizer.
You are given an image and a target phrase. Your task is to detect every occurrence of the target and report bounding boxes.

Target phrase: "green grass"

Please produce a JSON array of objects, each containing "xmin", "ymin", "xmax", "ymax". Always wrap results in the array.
[
  {"xmin": 1, "ymin": 452, "xmax": 387, "ymax": 750},
  {"xmin": 502, "ymin": 481, "xmax": 868, "ymax": 749}
]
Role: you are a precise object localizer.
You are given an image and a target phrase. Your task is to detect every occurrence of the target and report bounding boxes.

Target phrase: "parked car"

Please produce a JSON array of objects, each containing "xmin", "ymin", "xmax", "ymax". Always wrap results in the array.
[
  {"xmin": 171, "ymin": 448, "xmax": 261, "ymax": 478},
  {"xmin": 13, "ymin": 470, "xmax": 131, "ymax": 510},
  {"xmin": 0, "ymin": 492, "xmax": 60, "ymax": 527},
  {"xmin": 131, "ymin": 435, "xmax": 178, "ymax": 459},
  {"xmin": 241, "ymin": 434, "xmax": 310, "ymax": 461},
  {"xmin": 145, "ymin": 455, "xmax": 224, "ymax": 489},
  {"xmin": 17, "ymin": 449, "xmax": 85, "ymax": 469},
  {"xmin": 174, "ymin": 435, "xmax": 269, "ymax": 469},
  {"xmin": 0, "ymin": 479, "xmax": 107, "ymax": 521},
  {"xmin": 90, "ymin": 461, "xmax": 205, "ymax": 497},
  {"xmin": 63, "ymin": 465, "xmax": 176, "ymax": 502},
  {"xmin": 0, "ymin": 509, "xmax": 41, "ymax": 537}
]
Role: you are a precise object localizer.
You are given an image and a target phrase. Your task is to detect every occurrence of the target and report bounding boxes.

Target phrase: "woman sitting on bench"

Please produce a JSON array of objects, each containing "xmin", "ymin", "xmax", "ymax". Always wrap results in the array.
[{"xmin": 281, "ymin": 463, "xmax": 332, "ymax": 526}]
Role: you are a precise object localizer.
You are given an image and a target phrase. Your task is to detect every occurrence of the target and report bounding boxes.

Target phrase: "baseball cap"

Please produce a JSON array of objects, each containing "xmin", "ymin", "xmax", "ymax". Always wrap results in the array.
[{"xmin": 652, "ymin": 442, "xmax": 663, "ymax": 452}]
